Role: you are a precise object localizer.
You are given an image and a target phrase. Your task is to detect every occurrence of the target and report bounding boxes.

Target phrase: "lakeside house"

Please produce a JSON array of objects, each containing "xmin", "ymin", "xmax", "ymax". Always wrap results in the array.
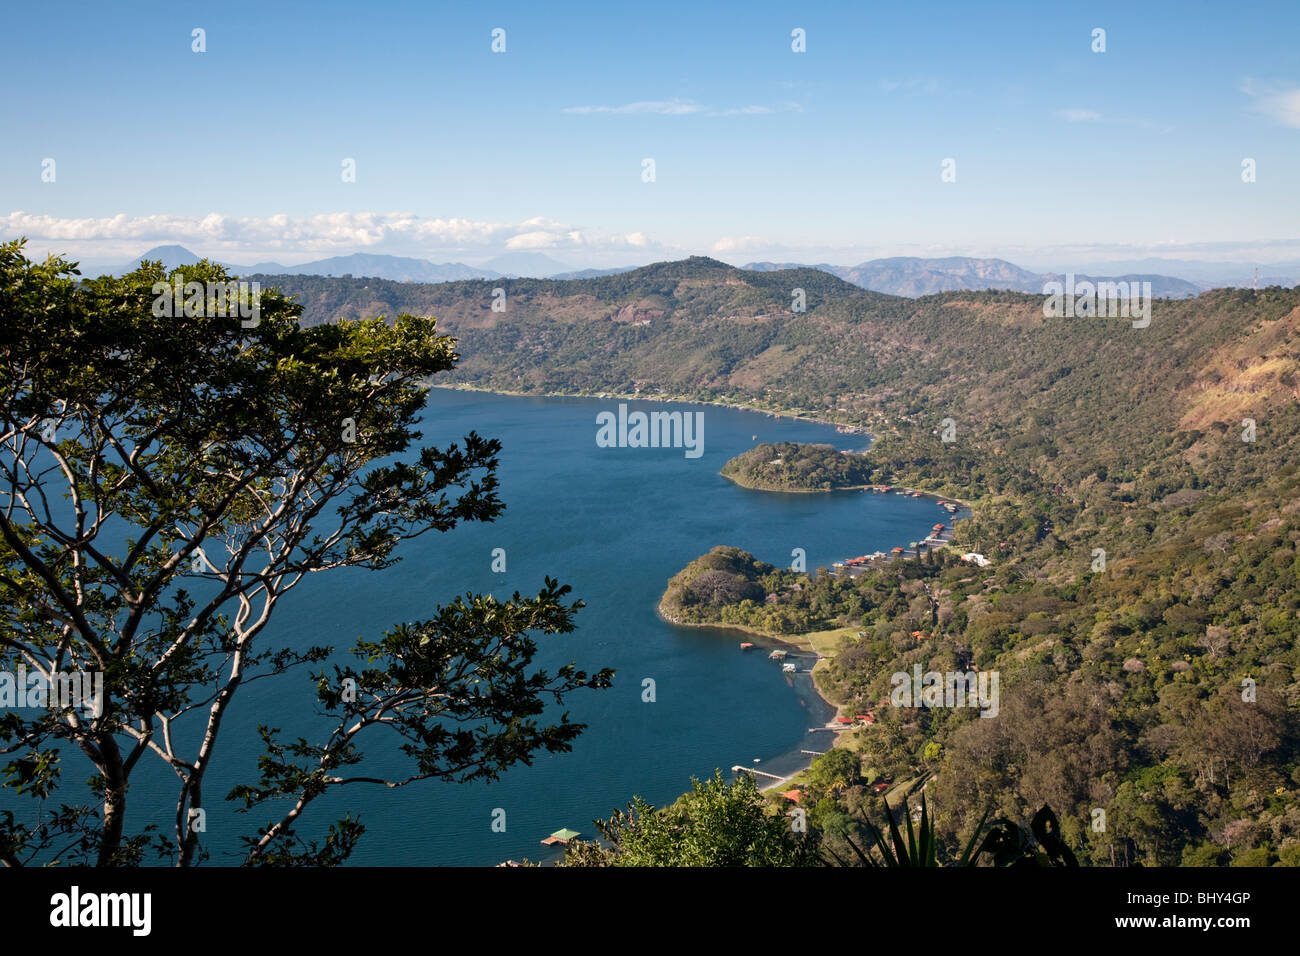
[
  {"xmin": 832, "ymin": 499, "xmax": 969, "ymax": 577},
  {"xmin": 961, "ymin": 552, "xmax": 992, "ymax": 567}
]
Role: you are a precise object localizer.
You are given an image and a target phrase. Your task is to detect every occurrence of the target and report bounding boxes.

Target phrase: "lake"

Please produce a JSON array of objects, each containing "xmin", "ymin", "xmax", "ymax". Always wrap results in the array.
[{"xmin": 10, "ymin": 390, "xmax": 952, "ymax": 866}]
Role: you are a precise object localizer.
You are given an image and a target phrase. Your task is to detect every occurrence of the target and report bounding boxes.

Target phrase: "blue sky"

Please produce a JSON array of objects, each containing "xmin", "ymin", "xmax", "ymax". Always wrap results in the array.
[{"xmin": 2, "ymin": 0, "xmax": 1297, "ymax": 270}]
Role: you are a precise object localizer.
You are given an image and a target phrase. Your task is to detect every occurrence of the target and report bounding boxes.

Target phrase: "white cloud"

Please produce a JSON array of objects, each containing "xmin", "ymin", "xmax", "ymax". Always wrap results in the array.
[
  {"xmin": 563, "ymin": 99, "xmax": 799, "ymax": 116},
  {"xmin": 1052, "ymin": 109, "xmax": 1169, "ymax": 132},
  {"xmin": 1241, "ymin": 78, "xmax": 1300, "ymax": 128},
  {"xmin": 563, "ymin": 99, "xmax": 705, "ymax": 115},
  {"xmin": 504, "ymin": 230, "xmax": 563, "ymax": 250},
  {"xmin": 0, "ymin": 211, "xmax": 665, "ymax": 262},
  {"xmin": 13, "ymin": 213, "xmax": 1295, "ymax": 274}
]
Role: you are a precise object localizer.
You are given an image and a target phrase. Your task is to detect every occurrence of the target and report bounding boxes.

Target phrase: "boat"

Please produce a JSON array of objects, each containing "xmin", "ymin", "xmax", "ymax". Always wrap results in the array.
[{"xmin": 740, "ymin": 642, "xmax": 754, "ymax": 651}]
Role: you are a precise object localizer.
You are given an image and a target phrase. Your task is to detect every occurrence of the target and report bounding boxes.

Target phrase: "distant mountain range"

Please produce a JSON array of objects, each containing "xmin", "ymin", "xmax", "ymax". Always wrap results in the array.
[
  {"xmin": 102, "ymin": 246, "xmax": 1296, "ymax": 294},
  {"xmin": 743, "ymin": 256, "xmax": 1207, "ymax": 298},
  {"xmin": 1051, "ymin": 257, "xmax": 1300, "ymax": 287},
  {"xmin": 477, "ymin": 251, "xmax": 575, "ymax": 277},
  {"xmin": 109, "ymin": 245, "xmax": 502, "ymax": 281},
  {"xmin": 247, "ymin": 253, "xmax": 499, "ymax": 282},
  {"xmin": 550, "ymin": 266, "xmax": 639, "ymax": 280},
  {"xmin": 109, "ymin": 245, "xmax": 594, "ymax": 281}
]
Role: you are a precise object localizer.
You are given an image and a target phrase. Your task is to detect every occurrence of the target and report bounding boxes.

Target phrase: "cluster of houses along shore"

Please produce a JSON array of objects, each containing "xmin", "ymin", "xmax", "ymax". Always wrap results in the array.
[{"xmin": 831, "ymin": 495, "xmax": 991, "ymax": 575}]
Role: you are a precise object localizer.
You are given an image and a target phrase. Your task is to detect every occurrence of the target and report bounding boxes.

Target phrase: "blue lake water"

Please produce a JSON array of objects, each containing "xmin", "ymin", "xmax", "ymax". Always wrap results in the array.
[{"xmin": 7, "ymin": 390, "xmax": 953, "ymax": 866}]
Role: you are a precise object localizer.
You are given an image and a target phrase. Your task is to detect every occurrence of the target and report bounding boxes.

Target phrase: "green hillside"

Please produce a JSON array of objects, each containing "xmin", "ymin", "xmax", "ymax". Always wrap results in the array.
[
  {"xmin": 258, "ymin": 259, "xmax": 1300, "ymax": 865},
  {"xmin": 721, "ymin": 442, "xmax": 876, "ymax": 492}
]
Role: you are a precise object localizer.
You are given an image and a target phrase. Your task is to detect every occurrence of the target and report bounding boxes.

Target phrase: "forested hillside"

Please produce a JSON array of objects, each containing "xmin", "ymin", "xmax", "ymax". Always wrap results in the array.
[
  {"xmin": 721, "ymin": 443, "xmax": 875, "ymax": 492},
  {"xmin": 259, "ymin": 258, "xmax": 1300, "ymax": 865}
]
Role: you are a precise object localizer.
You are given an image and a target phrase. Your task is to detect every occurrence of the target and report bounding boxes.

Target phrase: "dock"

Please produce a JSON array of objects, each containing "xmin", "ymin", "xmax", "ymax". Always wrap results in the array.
[
  {"xmin": 731, "ymin": 765, "xmax": 785, "ymax": 782},
  {"xmin": 539, "ymin": 827, "xmax": 580, "ymax": 846}
]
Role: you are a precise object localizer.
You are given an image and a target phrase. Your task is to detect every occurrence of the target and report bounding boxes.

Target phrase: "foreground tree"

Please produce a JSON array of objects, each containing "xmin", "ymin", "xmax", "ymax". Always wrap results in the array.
[
  {"xmin": 565, "ymin": 769, "xmax": 1079, "ymax": 868},
  {"xmin": 0, "ymin": 239, "xmax": 611, "ymax": 865},
  {"xmin": 805, "ymin": 747, "xmax": 861, "ymax": 794},
  {"xmin": 563, "ymin": 770, "xmax": 818, "ymax": 866}
]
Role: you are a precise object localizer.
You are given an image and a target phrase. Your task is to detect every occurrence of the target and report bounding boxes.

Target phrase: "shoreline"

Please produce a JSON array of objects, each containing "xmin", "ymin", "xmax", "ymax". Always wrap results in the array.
[
  {"xmin": 432, "ymin": 382, "xmax": 977, "ymax": 510},
  {"xmin": 656, "ymin": 606, "xmax": 819, "ymax": 650},
  {"xmin": 721, "ymin": 473, "xmax": 975, "ymax": 510},
  {"xmin": 657, "ymin": 610, "xmax": 843, "ymax": 794},
  {"xmin": 428, "ymin": 380, "xmax": 876, "ymax": 441},
  {"xmin": 720, "ymin": 476, "xmax": 875, "ymax": 495},
  {"xmin": 655, "ymin": 491, "xmax": 976, "ymax": 796},
  {"xmin": 429, "ymin": 383, "xmax": 965, "ymax": 802}
]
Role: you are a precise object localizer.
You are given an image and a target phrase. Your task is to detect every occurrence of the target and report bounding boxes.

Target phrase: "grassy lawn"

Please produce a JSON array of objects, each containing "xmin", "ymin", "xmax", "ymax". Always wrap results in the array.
[{"xmin": 800, "ymin": 626, "xmax": 857, "ymax": 658}]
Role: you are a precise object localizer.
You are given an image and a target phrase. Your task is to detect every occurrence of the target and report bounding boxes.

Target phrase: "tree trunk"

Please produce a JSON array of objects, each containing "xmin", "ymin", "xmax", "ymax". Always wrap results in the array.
[{"xmin": 96, "ymin": 736, "xmax": 127, "ymax": 866}]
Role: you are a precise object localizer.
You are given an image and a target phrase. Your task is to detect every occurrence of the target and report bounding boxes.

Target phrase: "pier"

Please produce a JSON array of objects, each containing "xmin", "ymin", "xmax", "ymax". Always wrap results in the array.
[{"xmin": 731, "ymin": 765, "xmax": 785, "ymax": 782}]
